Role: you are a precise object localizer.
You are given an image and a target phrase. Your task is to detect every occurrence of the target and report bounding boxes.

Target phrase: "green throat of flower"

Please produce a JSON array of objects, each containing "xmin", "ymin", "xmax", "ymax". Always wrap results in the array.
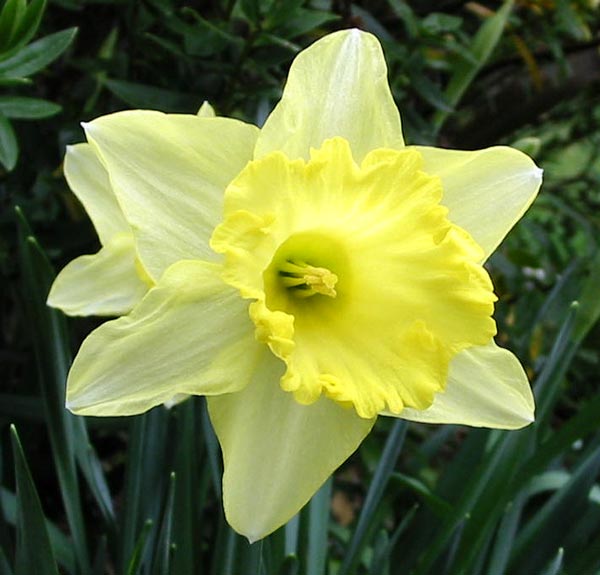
[
  {"xmin": 262, "ymin": 231, "xmax": 350, "ymax": 316},
  {"xmin": 211, "ymin": 137, "xmax": 498, "ymax": 419}
]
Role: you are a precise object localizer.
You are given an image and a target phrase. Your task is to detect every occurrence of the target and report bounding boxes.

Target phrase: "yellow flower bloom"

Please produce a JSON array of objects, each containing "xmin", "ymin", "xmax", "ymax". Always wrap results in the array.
[{"xmin": 48, "ymin": 29, "xmax": 543, "ymax": 541}]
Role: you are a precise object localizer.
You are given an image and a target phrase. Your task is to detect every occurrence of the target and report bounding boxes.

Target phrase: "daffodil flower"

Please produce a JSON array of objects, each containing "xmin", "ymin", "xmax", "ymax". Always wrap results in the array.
[{"xmin": 48, "ymin": 29, "xmax": 543, "ymax": 541}]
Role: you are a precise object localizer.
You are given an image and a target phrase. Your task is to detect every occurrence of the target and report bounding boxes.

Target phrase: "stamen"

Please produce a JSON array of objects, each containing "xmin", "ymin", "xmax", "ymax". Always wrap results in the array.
[{"xmin": 279, "ymin": 261, "xmax": 338, "ymax": 298}]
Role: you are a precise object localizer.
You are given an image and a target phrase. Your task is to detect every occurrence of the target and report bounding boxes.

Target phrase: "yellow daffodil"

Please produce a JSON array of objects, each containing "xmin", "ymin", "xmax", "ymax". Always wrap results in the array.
[{"xmin": 48, "ymin": 29, "xmax": 543, "ymax": 541}]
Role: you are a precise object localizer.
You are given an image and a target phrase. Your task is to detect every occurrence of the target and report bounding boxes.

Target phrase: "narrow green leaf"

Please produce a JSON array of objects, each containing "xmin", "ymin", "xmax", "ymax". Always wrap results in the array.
[
  {"xmin": 126, "ymin": 520, "xmax": 154, "ymax": 575},
  {"xmin": 75, "ymin": 440, "xmax": 116, "ymax": 527},
  {"xmin": 211, "ymin": 524, "xmax": 239, "ymax": 575},
  {"xmin": 0, "ymin": 27, "xmax": 77, "ymax": 78},
  {"xmin": 0, "ymin": 0, "xmax": 24, "ymax": 53},
  {"xmin": 573, "ymin": 251, "xmax": 600, "ymax": 342},
  {"xmin": 0, "ymin": 96, "xmax": 60, "ymax": 119},
  {"xmin": 171, "ymin": 400, "xmax": 202, "ymax": 575},
  {"xmin": 1, "ymin": 487, "xmax": 76, "ymax": 573},
  {"xmin": 306, "ymin": 478, "xmax": 332, "ymax": 575},
  {"xmin": 16, "ymin": 209, "xmax": 91, "ymax": 574},
  {"xmin": 10, "ymin": 426, "xmax": 60, "ymax": 575},
  {"xmin": 0, "ymin": 114, "xmax": 18, "ymax": 170},
  {"xmin": 510, "ymin": 444, "xmax": 600, "ymax": 573},
  {"xmin": 410, "ymin": 73, "xmax": 454, "ymax": 112},
  {"xmin": 339, "ymin": 420, "xmax": 407, "ymax": 575},
  {"xmin": 284, "ymin": 514, "xmax": 300, "ymax": 556},
  {"xmin": 239, "ymin": 539, "xmax": 265, "ymax": 575},
  {"xmin": 120, "ymin": 408, "xmax": 169, "ymax": 573},
  {"xmin": 486, "ymin": 493, "xmax": 526, "ymax": 575},
  {"xmin": 0, "ymin": 76, "xmax": 29, "ymax": 86},
  {"xmin": 412, "ymin": 429, "xmax": 532, "ymax": 575},
  {"xmin": 200, "ymin": 399, "xmax": 223, "ymax": 499},
  {"xmin": 151, "ymin": 472, "xmax": 176, "ymax": 575},
  {"xmin": 369, "ymin": 530, "xmax": 391, "ymax": 575},
  {"xmin": 534, "ymin": 301, "xmax": 578, "ymax": 424},
  {"xmin": 541, "ymin": 548, "xmax": 564, "ymax": 575},
  {"xmin": 390, "ymin": 472, "xmax": 451, "ymax": 516},
  {"xmin": 6, "ymin": 0, "xmax": 46, "ymax": 52},
  {"xmin": 433, "ymin": 0, "xmax": 513, "ymax": 132}
]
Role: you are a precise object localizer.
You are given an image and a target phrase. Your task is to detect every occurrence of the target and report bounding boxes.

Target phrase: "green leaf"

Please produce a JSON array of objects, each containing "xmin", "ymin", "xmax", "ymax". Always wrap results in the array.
[
  {"xmin": 126, "ymin": 520, "xmax": 154, "ymax": 575},
  {"xmin": 1, "ymin": 487, "xmax": 76, "ymax": 572},
  {"xmin": 171, "ymin": 400, "xmax": 209, "ymax": 575},
  {"xmin": 0, "ymin": 0, "xmax": 25, "ymax": 53},
  {"xmin": 518, "ymin": 393, "xmax": 600, "ymax": 484},
  {"xmin": 0, "ymin": 114, "xmax": 18, "ymax": 170},
  {"xmin": 306, "ymin": 479, "xmax": 332, "ymax": 575},
  {"xmin": 339, "ymin": 420, "xmax": 407, "ymax": 575},
  {"xmin": 486, "ymin": 493, "xmax": 526, "ymax": 575},
  {"xmin": 6, "ymin": 0, "xmax": 46, "ymax": 53},
  {"xmin": 120, "ymin": 409, "xmax": 170, "ymax": 573},
  {"xmin": 541, "ymin": 548, "xmax": 564, "ymax": 575},
  {"xmin": 510, "ymin": 444, "xmax": 600, "ymax": 573},
  {"xmin": 410, "ymin": 73, "xmax": 454, "ymax": 112},
  {"xmin": 16, "ymin": 209, "xmax": 92, "ymax": 573},
  {"xmin": 573, "ymin": 251, "xmax": 600, "ymax": 342},
  {"xmin": 0, "ymin": 96, "xmax": 60, "ymax": 119},
  {"xmin": 433, "ymin": 0, "xmax": 513, "ymax": 133},
  {"xmin": 151, "ymin": 472, "xmax": 176, "ymax": 575},
  {"xmin": 0, "ymin": 27, "xmax": 76, "ymax": 78},
  {"xmin": 10, "ymin": 426, "xmax": 60, "ymax": 575}
]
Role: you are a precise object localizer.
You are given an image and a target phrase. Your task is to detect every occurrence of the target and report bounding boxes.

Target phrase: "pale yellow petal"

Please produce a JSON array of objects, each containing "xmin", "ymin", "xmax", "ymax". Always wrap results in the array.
[
  {"xmin": 414, "ymin": 145, "xmax": 543, "ymax": 260},
  {"xmin": 396, "ymin": 340, "xmax": 535, "ymax": 429},
  {"xmin": 84, "ymin": 111, "xmax": 259, "ymax": 281},
  {"xmin": 207, "ymin": 349, "xmax": 374, "ymax": 542},
  {"xmin": 47, "ymin": 233, "xmax": 148, "ymax": 316},
  {"xmin": 255, "ymin": 29, "xmax": 403, "ymax": 162},
  {"xmin": 66, "ymin": 260, "xmax": 261, "ymax": 416},
  {"xmin": 197, "ymin": 101, "xmax": 216, "ymax": 117},
  {"xmin": 64, "ymin": 143, "xmax": 129, "ymax": 245}
]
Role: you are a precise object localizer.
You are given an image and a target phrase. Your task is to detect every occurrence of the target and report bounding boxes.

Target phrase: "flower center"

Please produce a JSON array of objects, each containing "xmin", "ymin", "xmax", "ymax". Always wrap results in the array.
[
  {"xmin": 262, "ymin": 231, "xmax": 349, "ymax": 316},
  {"xmin": 279, "ymin": 260, "xmax": 338, "ymax": 298}
]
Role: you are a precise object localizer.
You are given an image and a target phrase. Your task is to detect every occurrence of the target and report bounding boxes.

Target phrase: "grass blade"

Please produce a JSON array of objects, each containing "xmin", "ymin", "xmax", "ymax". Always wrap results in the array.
[
  {"xmin": 16, "ymin": 209, "xmax": 91, "ymax": 573},
  {"xmin": 339, "ymin": 419, "xmax": 407, "ymax": 575},
  {"xmin": 11, "ymin": 425, "xmax": 59, "ymax": 575},
  {"xmin": 306, "ymin": 478, "xmax": 332, "ymax": 575}
]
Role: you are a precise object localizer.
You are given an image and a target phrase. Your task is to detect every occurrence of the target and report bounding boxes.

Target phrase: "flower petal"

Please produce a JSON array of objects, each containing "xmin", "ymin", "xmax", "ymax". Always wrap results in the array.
[
  {"xmin": 84, "ymin": 111, "xmax": 259, "ymax": 281},
  {"xmin": 207, "ymin": 350, "xmax": 374, "ymax": 542},
  {"xmin": 255, "ymin": 29, "xmax": 403, "ymax": 162},
  {"xmin": 66, "ymin": 260, "xmax": 261, "ymax": 416},
  {"xmin": 64, "ymin": 143, "xmax": 129, "ymax": 245},
  {"xmin": 415, "ymin": 146, "xmax": 543, "ymax": 260},
  {"xmin": 47, "ymin": 233, "xmax": 148, "ymax": 316},
  {"xmin": 396, "ymin": 340, "xmax": 535, "ymax": 429}
]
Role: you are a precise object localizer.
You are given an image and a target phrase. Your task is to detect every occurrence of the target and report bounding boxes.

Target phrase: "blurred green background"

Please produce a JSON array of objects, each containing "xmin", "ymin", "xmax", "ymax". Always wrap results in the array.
[{"xmin": 1, "ymin": 1, "xmax": 600, "ymax": 574}]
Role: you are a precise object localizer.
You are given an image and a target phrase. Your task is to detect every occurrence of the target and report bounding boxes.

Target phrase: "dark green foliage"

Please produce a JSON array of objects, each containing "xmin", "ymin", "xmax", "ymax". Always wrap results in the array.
[{"xmin": 1, "ymin": 0, "xmax": 600, "ymax": 573}]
